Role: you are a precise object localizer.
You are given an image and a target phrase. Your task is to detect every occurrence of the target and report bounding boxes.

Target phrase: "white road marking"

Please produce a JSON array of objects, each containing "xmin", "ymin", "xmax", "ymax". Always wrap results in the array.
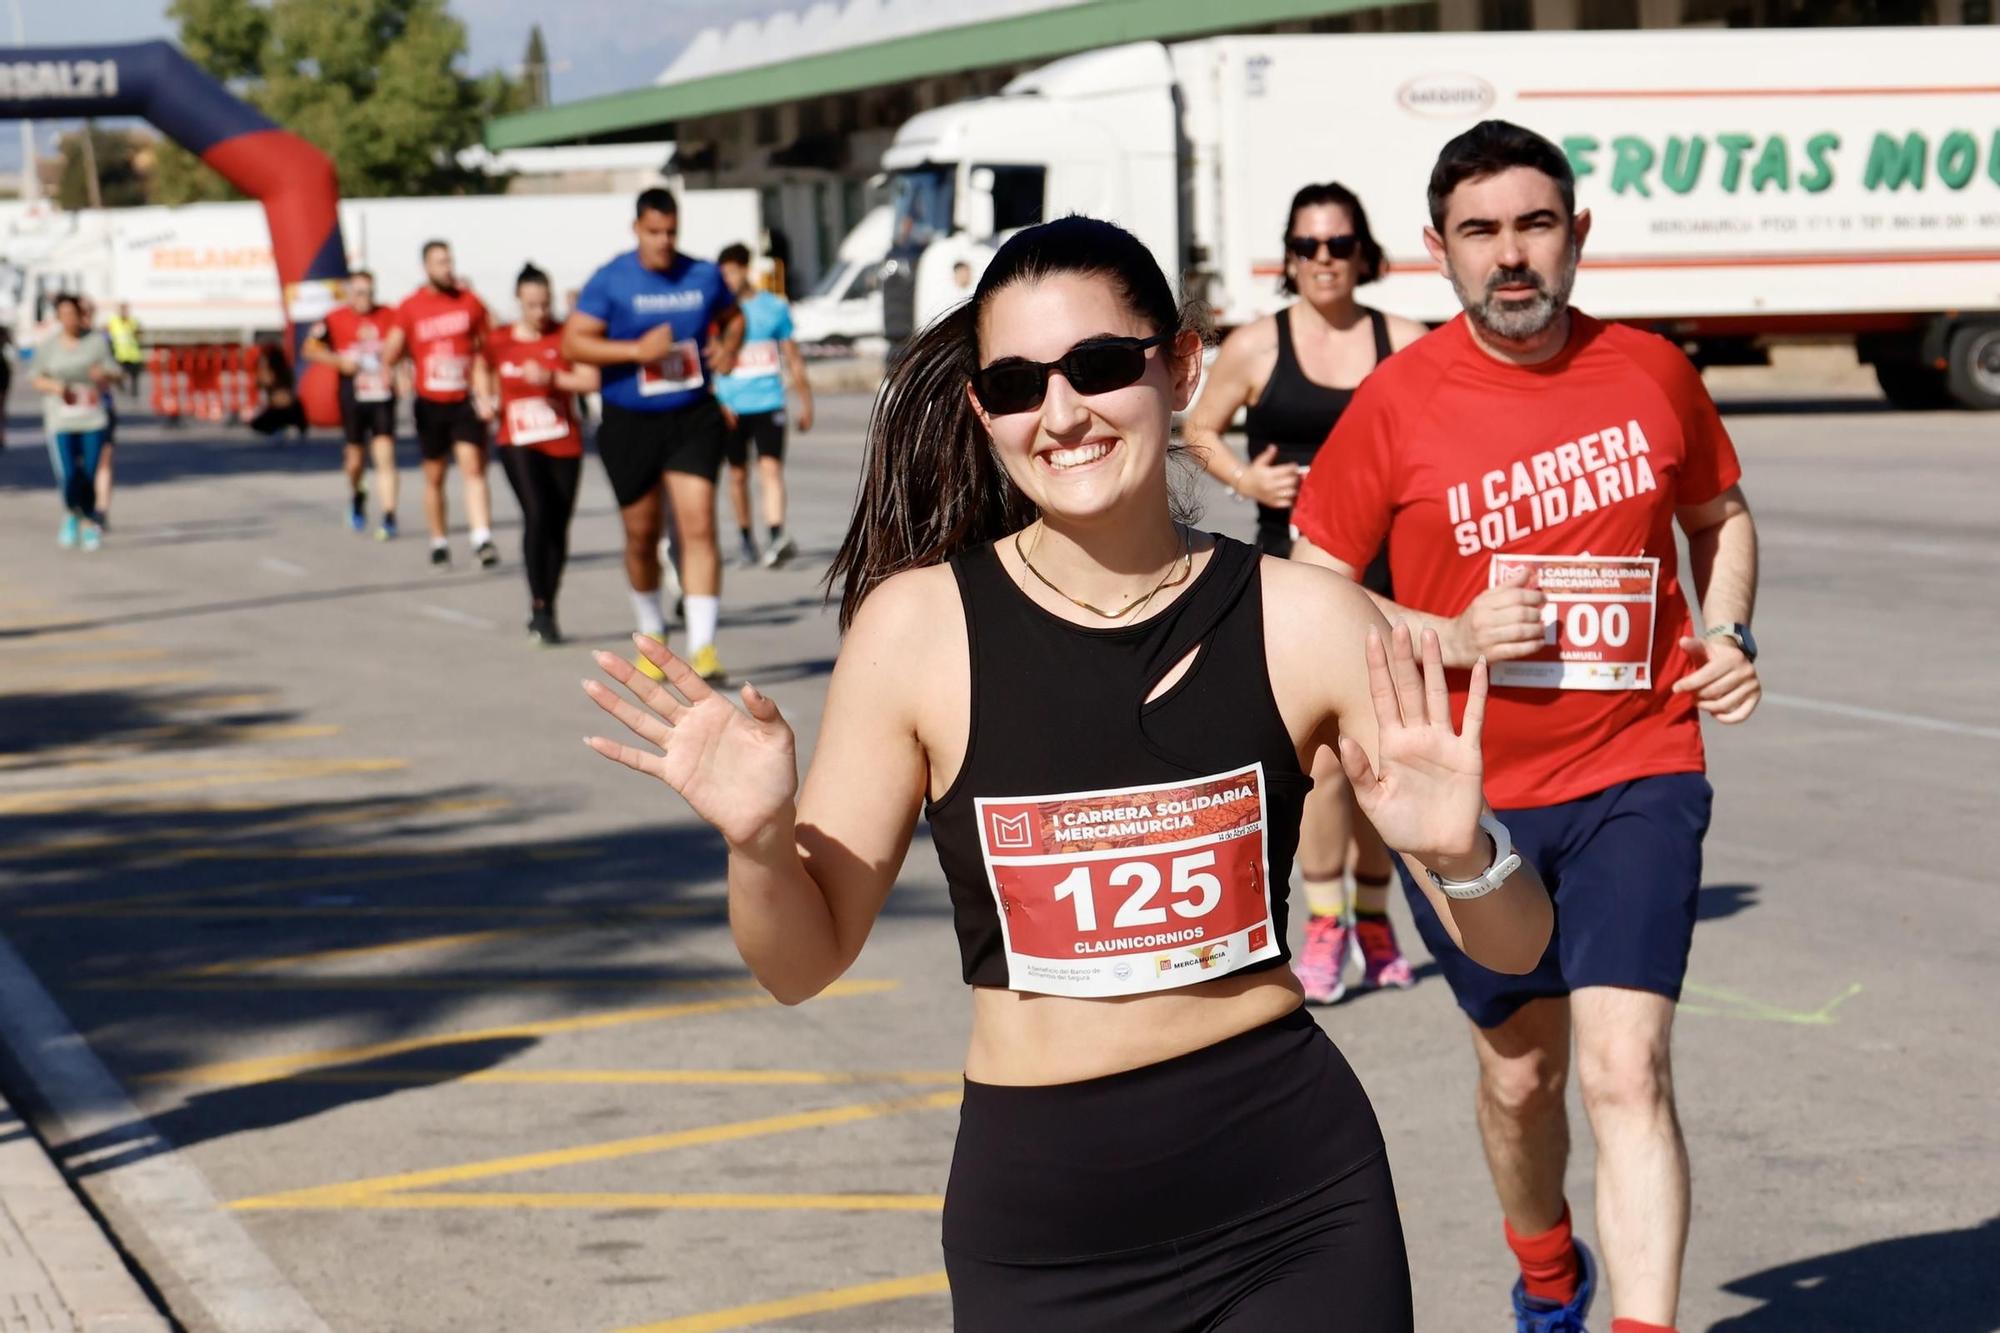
[
  {"xmin": 1760, "ymin": 527, "xmax": 2000, "ymax": 564},
  {"xmin": 418, "ymin": 604, "xmax": 497, "ymax": 631},
  {"xmin": 1764, "ymin": 692, "xmax": 2000, "ymax": 742},
  {"xmin": 258, "ymin": 557, "xmax": 308, "ymax": 577},
  {"xmin": 0, "ymin": 934, "xmax": 332, "ymax": 1333}
]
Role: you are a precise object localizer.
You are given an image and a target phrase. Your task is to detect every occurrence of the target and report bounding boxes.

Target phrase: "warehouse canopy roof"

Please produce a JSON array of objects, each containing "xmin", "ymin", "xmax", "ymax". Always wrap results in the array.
[{"xmin": 485, "ymin": 0, "xmax": 1414, "ymax": 150}]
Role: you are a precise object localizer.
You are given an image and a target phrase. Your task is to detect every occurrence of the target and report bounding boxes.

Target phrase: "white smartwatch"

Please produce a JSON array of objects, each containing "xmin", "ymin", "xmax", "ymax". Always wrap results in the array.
[{"xmin": 1424, "ymin": 811, "xmax": 1523, "ymax": 901}]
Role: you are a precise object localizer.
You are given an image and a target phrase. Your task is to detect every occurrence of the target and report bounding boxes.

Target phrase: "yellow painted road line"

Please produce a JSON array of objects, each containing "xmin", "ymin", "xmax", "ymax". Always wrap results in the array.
[
  {"xmin": 0, "ymin": 647, "xmax": 169, "ymax": 668},
  {"xmin": 228, "ymin": 1084, "xmax": 956, "ymax": 1210},
  {"xmin": 40, "ymin": 903, "xmax": 713, "ymax": 923},
  {"xmin": 0, "ymin": 725, "xmax": 341, "ymax": 772},
  {"xmin": 0, "ymin": 647, "xmax": 169, "ymax": 667},
  {"xmin": 254, "ymin": 1068, "xmax": 963, "ymax": 1088},
  {"xmin": 14, "ymin": 670, "xmax": 215, "ymax": 695},
  {"xmin": 140, "ymin": 979, "xmax": 897, "ymax": 1089},
  {"xmin": 0, "ymin": 796, "xmax": 511, "ymax": 862},
  {"xmin": 0, "ymin": 758, "xmax": 406, "ymax": 815},
  {"xmin": 173, "ymin": 927, "xmax": 549, "ymax": 977},
  {"xmin": 616, "ymin": 1272, "xmax": 952, "ymax": 1333},
  {"xmin": 238, "ymin": 1190, "xmax": 945, "ymax": 1213},
  {"xmin": 85, "ymin": 973, "xmax": 741, "ymax": 994}
]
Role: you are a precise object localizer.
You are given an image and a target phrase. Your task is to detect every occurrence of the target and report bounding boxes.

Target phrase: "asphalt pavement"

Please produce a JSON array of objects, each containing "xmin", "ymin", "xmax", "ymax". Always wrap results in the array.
[{"xmin": 0, "ymin": 385, "xmax": 1995, "ymax": 1332}]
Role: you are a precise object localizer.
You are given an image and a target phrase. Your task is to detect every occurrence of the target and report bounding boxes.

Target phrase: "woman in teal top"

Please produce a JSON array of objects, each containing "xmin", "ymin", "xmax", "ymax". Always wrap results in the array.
[
  {"xmin": 714, "ymin": 243, "xmax": 814, "ymax": 568},
  {"xmin": 32, "ymin": 295, "xmax": 121, "ymax": 551}
]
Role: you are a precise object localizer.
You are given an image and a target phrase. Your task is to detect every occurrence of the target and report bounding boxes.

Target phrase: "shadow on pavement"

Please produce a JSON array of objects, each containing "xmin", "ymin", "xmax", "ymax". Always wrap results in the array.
[
  {"xmin": 1709, "ymin": 1215, "xmax": 2000, "ymax": 1332},
  {"xmin": 1696, "ymin": 882, "xmax": 1760, "ymax": 923},
  {"xmin": 0, "ymin": 688, "xmax": 304, "ymax": 765},
  {"xmin": 58, "ymin": 1038, "xmax": 536, "ymax": 1178}
]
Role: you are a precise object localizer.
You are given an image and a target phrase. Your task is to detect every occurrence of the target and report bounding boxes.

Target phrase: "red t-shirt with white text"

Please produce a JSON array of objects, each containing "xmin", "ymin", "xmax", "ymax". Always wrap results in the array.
[
  {"xmin": 1291, "ymin": 312, "xmax": 1742, "ymax": 810},
  {"xmin": 395, "ymin": 285, "xmax": 488, "ymax": 404},
  {"xmin": 486, "ymin": 324, "xmax": 581, "ymax": 456},
  {"xmin": 315, "ymin": 305, "xmax": 397, "ymax": 401}
]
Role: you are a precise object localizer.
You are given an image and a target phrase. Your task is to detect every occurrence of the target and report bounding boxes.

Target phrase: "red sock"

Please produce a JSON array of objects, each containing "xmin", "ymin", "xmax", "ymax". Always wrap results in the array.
[
  {"xmin": 1610, "ymin": 1322, "xmax": 1677, "ymax": 1333},
  {"xmin": 1504, "ymin": 1204, "xmax": 1580, "ymax": 1305}
]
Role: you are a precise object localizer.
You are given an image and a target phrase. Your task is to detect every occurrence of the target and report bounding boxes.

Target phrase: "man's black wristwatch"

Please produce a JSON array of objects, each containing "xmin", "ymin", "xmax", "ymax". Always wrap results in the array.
[{"xmin": 1703, "ymin": 623, "xmax": 1757, "ymax": 663}]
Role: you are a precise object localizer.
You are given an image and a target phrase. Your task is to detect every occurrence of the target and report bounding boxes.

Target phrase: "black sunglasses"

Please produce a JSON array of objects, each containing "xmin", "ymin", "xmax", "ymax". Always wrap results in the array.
[
  {"xmin": 1286, "ymin": 234, "xmax": 1360, "ymax": 262},
  {"xmin": 970, "ymin": 334, "xmax": 1172, "ymax": 416}
]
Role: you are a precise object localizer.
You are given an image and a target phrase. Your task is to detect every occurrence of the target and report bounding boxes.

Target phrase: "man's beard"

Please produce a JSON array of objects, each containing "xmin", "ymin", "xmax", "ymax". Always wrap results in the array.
[{"xmin": 1450, "ymin": 247, "xmax": 1577, "ymax": 341}]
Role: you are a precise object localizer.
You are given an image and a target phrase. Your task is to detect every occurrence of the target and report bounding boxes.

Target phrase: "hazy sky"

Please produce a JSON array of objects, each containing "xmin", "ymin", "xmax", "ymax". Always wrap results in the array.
[{"xmin": 0, "ymin": 0, "xmax": 791, "ymax": 168}]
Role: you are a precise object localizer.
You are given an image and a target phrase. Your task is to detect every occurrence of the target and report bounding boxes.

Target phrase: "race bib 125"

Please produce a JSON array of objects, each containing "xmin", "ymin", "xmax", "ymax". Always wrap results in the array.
[{"xmin": 975, "ymin": 765, "xmax": 1278, "ymax": 997}]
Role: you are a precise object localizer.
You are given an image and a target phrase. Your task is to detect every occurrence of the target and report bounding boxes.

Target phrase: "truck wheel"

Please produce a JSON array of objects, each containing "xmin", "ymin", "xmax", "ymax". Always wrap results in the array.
[
  {"xmin": 1874, "ymin": 361, "xmax": 1954, "ymax": 411},
  {"xmin": 1945, "ymin": 322, "xmax": 2000, "ymax": 411}
]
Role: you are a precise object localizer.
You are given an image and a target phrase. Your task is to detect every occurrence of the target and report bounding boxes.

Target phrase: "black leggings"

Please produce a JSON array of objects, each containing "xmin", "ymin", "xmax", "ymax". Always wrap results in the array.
[
  {"xmin": 497, "ymin": 447, "xmax": 581, "ymax": 610},
  {"xmin": 944, "ymin": 1007, "xmax": 1413, "ymax": 1331}
]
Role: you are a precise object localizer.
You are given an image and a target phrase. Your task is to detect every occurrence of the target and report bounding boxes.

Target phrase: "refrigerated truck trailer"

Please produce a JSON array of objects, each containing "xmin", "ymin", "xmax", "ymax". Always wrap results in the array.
[{"xmin": 879, "ymin": 27, "xmax": 2000, "ymax": 409}]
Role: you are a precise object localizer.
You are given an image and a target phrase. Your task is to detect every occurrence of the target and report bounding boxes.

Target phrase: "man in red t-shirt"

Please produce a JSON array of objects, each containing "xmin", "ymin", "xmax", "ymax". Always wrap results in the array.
[
  {"xmin": 385, "ymin": 240, "xmax": 498, "ymax": 570},
  {"xmin": 1293, "ymin": 121, "xmax": 1762, "ymax": 1333},
  {"xmin": 302, "ymin": 270, "xmax": 401, "ymax": 540}
]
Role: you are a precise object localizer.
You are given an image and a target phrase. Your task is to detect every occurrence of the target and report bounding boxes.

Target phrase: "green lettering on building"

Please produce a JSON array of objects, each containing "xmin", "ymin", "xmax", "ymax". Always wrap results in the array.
[
  {"xmin": 1662, "ymin": 136, "xmax": 1706, "ymax": 195},
  {"xmin": 1800, "ymin": 133, "xmax": 1839, "ymax": 194},
  {"xmin": 1866, "ymin": 132, "xmax": 1927, "ymax": 190},
  {"xmin": 1750, "ymin": 135, "xmax": 1790, "ymax": 192},
  {"xmin": 1562, "ymin": 135, "xmax": 1601, "ymax": 181},
  {"xmin": 1937, "ymin": 130, "xmax": 1977, "ymax": 190},
  {"xmin": 1611, "ymin": 136, "xmax": 1655, "ymax": 197},
  {"xmin": 1716, "ymin": 133, "xmax": 1755, "ymax": 193}
]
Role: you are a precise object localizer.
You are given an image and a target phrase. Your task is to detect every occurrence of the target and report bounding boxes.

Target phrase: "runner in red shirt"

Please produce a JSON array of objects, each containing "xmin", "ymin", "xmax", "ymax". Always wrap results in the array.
[
  {"xmin": 385, "ymin": 240, "xmax": 498, "ymax": 570},
  {"xmin": 1292, "ymin": 121, "xmax": 1762, "ymax": 1333},
  {"xmin": 486, "ymin": 263, "xmax": 598, "ymax": 645},
  {"xmin": 303, "ymin": 271, "xmax": 401, "ymax": 540}
]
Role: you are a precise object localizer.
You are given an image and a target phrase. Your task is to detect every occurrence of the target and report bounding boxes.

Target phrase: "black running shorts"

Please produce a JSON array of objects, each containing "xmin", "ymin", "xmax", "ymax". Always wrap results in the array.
[
  {"xmin": 722, "ymin": 408, "xmax": 786, "ymax": 468},
  {"xmin": 598, "ymin": 398, "xmax": 728, "ymax": 506},
  {"xmin": 339, "ymin": 382, "xmax": 397, "ymax": 446},
  {"xmin": 413, "ymin": 398, "xmax": 486, "ymax": 461},
  {"xmin": 943, "ymin": 1007, "xmax": 1412, "ymax": 1331}
]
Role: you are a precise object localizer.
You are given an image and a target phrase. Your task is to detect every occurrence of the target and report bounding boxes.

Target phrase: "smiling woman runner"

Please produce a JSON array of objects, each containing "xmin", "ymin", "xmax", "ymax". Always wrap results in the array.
[{"xmin": 581, "ymin": 216, "xmax": 1552, "ymax": 1332}]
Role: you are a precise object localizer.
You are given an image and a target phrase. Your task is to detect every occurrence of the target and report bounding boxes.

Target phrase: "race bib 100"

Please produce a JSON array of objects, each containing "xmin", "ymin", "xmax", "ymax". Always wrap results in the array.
[
  {"xmin": 638, "ymin": 339, "xmax": 703, "ymax": 396},
  {"xmin": 975, "ymin": 765, "xmax": 1278, "ymax": 998},
  {"xmin": 1488, "ymin": 554, "xmax": 1660, "ymax": 691},
  {"xmin": 422, "ymin": 354, "xmax": 468, "ymax": 395}
]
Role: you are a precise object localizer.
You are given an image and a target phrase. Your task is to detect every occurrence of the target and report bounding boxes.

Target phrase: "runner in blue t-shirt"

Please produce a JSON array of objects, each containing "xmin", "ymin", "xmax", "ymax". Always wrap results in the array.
[
  {"xmin": 713, "ymin": 243, "xmax": 814, "ymax": 570},
  {"xmin": 563, "ymin": 188, "xmax": 744, "ymax": 682}
]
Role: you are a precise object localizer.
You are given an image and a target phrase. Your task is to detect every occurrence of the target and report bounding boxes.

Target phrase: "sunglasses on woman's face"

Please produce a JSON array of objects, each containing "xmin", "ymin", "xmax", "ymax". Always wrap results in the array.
[
  {"xmin": 970, "ymin": 333, "xmax": 1172, "ymax": 416},
  {"xmin": 1286, "ymin": 234, "xmax": 1360, "ymax": 262}
]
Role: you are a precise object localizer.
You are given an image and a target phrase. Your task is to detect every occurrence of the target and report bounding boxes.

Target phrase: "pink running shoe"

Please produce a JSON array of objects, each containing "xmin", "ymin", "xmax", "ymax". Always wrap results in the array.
[
  {"xmin": 1297, "ymin": 913, "xmax": 1357, "ymax": 1005},
  {"xmin": 1356, "ymin": 917, "xmax": 1416, "ymax": 990}
]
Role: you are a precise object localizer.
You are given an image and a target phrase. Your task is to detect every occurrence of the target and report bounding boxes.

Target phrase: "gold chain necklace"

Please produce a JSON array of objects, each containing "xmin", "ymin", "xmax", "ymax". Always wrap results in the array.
[{"xmin": 1013, "ymin": 524, "xmax": 1193, "ymax": 621}]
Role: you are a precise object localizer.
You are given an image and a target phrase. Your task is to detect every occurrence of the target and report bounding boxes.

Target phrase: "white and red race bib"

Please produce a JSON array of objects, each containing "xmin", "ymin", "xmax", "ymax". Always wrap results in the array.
[
  {"xmin": 975, "ymin": 765, "xmax": 1279, "ymax": 998},
  {"xmin": 727, "ymin": 341, "xmax": 781, "ymax": 378},
  {"xmin": 1488, "ymin": 553, "xmax": 1660, "ymax": 691},
  {"xmin": 422, "ymin": 354, "xmax": 469, "ymax": 396},
  {"xmin": 353, "ymin": 351, "xmax": 391, "ymax": 403},
  {"xmin": 638, "ymin": 339, "xmax": 703, "ymax": 396},
  {"xmin": 504, "ymin": 396, "xmax": 570, "ymax": 447}
]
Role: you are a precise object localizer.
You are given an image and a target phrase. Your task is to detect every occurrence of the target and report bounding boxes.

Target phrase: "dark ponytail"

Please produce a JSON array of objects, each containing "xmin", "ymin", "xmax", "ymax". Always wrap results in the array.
[
  {"xmin": 517, "ymin": 262, "xmax": 550, "ymax": 291},
  {"xmin": 827, "ymin": 215, "xmax": 1193, "ymax": 630}
]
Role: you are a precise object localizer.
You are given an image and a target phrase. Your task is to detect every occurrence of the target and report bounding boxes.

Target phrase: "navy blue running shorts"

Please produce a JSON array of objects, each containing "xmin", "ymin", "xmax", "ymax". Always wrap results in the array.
[{"xmin": 1397, "ymin": 771, "xmax": 1714, "ymax": 1030}]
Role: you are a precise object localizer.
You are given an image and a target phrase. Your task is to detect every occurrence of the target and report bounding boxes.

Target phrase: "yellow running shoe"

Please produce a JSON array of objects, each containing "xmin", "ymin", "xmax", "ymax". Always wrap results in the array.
[
  {"xmin": 633, "ymin": 634, "xmax": 668, "ymax": 682},
  {"xmin": 689, "ymin": 644, "xmax": 725, "ymax": 683}
]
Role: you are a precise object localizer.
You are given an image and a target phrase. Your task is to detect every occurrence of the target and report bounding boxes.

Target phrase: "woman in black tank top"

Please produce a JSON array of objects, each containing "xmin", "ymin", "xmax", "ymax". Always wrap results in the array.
[
  {"xmin": 1187, "ymin": 183, "xmax": 1431, "ymax": 1011},
  {"xmin": 583, "ymin": 217, "xmax": 1551, "ymax": 1331}
]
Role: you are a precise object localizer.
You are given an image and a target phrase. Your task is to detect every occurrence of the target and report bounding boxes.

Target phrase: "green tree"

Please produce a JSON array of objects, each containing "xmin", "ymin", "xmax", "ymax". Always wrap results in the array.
[
  {"xmin": 153, "ymin": 0, "xmax": 522, "ymax": 204},
  {"xmin": 58, "ymin": 127, "xmax": 156, "ymax": 209}
]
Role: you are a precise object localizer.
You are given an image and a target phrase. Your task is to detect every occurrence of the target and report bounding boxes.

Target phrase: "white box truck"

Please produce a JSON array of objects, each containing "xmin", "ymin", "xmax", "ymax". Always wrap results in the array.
[{"xmin": 879, "ymin": 27, "xmax": 2000, "ymax": 409}]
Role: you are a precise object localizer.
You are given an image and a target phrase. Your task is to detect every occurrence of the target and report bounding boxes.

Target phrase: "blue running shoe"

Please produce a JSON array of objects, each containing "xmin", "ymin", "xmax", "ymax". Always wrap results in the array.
[
  {"xmin": 1512, "ymin": 1239, "xmax": 1596, "ymax": 1333},
  {"xmin": 58, "ymin": 514, "xmax": 80, "ymax": 549}
]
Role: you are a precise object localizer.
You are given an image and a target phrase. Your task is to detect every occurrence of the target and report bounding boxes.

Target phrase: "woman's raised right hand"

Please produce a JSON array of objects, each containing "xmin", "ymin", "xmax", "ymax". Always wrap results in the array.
[{"xmin": 583, "ymin": 636, "xmax": 799, "ymax": 849}]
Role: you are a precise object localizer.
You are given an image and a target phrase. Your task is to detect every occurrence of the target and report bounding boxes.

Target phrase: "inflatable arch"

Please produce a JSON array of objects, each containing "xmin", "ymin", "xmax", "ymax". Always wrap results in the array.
[{"xmin": 0, "ymin": 41, "xmax": 348, "ymax": 418}]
